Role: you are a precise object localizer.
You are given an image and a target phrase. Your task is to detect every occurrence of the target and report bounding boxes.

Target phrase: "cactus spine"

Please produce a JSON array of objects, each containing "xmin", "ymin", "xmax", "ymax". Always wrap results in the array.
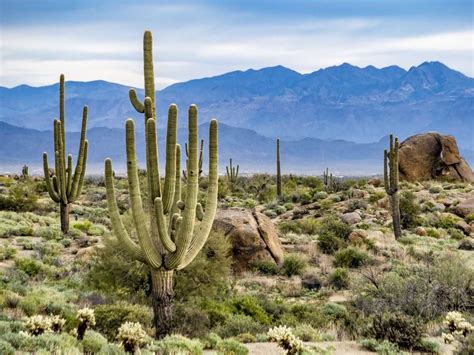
[
  {"xmin": 183, "ymin": 139, "xmax": 204, "ymax": 181},
  {"xmin": 105, "ymin": 31, "xmax": 219, "ymax": 339},
  {"xmin": 43, "ymin": 74, "xmax": 88, "ymax": 233},
  {"xmin": 276, "ymin": 138, "xmax": 282, "ymax": 197},
  {"xmin": 384, "ymin": 134, "xmax": 402, "ymax": 239},
  {"xmin": 226, "ymin": 158, "xmax": 239, "ymax": 191}
]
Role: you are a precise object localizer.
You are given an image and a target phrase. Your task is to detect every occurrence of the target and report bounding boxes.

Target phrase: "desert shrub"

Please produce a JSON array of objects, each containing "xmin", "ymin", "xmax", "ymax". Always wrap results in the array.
[
  {"xmin": 333, "ymin": 247, "xmax": 370, "ymax": 268},
  {"xmin": 116, "ymin": 322, "xmax": 148, "ymax": 353},
  {"xmin": 35, "ymin": 226, "xmax": 62, "ymax": 240},
  {"xmin": 15, "ymin": 257, "xmax": 43, "ymax": 276},
  {"xmin": 251, "ymin": 260, "xmax": 279, "ymax": 275},
  {"xmin": 231, "ymin": 296, "xmax": 271, "ymax": 325},
  {"xmin": 417, "ymin": 339, "xmax": 440, "ymax": 354},
  {"xmin": 455, "ymin": 333, "xmax": 474, "ymax": 355},
  {"xmin": 200, "ymin": 300, "xmax": 234, "ymax": 327},
  {"xmin": 216, "ymin": 339, "xmax": 249, "ymax": 354},
  {"xmin": 31, "ymin": 332, "xmax": 79, "ymax": 352},
  {"xmin": 292, "ymin": 323, "xmax": 321, "ymax": 342},
  {"xmin": 235, "ymin": 333, "xmax": 256, "ymax": 343},
  {"xmin": 317, "ymin": 217, "xmax": 352, "ymax": 254},
  {"xmin": 172, "ymin": 304, "xmax": 210, "ymax": 338},
  {"xmin": 436, "ymin": 214, "xmax": 460, "ymax": 229},
  {"xmin": 214, "ymin": 314, "xmax": 266, "ymax": 338},
  {"xmin": 202, "ymin": 332, "xmax": 222, "ymax": 349},
  {"xmin": 367, "ymin": 312, "xmax": 423, "ymax": 350},
  {"xmin": 359, "ymin": 338, "xmax": 400, "ymax": 354},
  {"xmin": 347, "ymin": 199, "xmax": 368, "ymax": 212},
  {"xmin": 301, "ymin": 272, "xmax": 321, "ymax": 291},
  {"xmin": 399, "ymin": 191, "xmax": 421, "ymax": 229},
  {"xmin": 150, "ymin": 335, "xmax": 203, "ymax": 355},
  {"xmin": 281, "ymin": 254, "xmax": 307, "ymax": 276},
  {"xmin": 0, "ymin": 340, "xmax": 15, "ymax": 355},
  {"xmin": 369, "ymin": 191, "xmax": 385, "ymax": 203},
  {"xmin": 329, "ymin": 267, "xmax": 350, "ymax": 290},
  {"xmin": 0, "ymin": 183, "xmax": 38, "ymax": 212},
  {"xmin": 0, "ymin": 245, "xmax": 16, "ymax": 261},
  {"xmin": 94, "ymin": 302, "xmax": 152, "ymax": 341},
  {"xmin": 81, "ymin": 330, "xmax": 108, "ymax": 353},
  {"xmin": 72, "ymin": 220, "xmax": 93, "ymax": 233},
  {"xmin": 429, "ymin": 185, "xmax": 443, "ymax": 194},
  {"xmin": 426, "ymin": 228, "xmax": 441, "ymax": 238},
  {"xmin": 0, "ymin": 331, "xmax": 34, "ymax": 351}
]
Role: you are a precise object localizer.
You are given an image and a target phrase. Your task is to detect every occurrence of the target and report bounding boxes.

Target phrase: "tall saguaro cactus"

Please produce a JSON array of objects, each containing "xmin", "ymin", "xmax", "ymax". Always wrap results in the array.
[
  {"xmin": 183, "ymin": 139, "xmax": 204, "ymax": 181},
  {"xmin": 226, "ymin": 158, "xmax": 239, "ymax": 191},
  {"xmin": 384, "ymin": 134, "xmax": 402, "ymax": 239},
  {"xmin": 43, "ymin": 74, "xmax": 88, "ymax": 233},
  {"xmin": 276, "ymin": 138, "xmax": 282, "ymax": 197},
  {"xmin": 105, "ymin": 31, "xmax": 219, "ymax": 339}
]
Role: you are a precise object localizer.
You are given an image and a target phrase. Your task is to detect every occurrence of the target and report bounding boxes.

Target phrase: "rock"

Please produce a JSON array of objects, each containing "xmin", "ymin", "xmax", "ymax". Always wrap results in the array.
[
  {"xmin": 455, "ymin": 197, "xmax": 474, "ymax": 217},
  {"xmin": 398, "ymin": 132, "xmax": 474, "ymax": 182},
  {"xmin": 415, "ymin": 226, "xmax": 427, "ymax": 236},
  {"xmin": 455, "ymin": 220, "xmax": 471, "ymax": 235},
  {"xmin": 348, "ymin": 229, "xmax": 368, "ymax": 243},
  {"xmin": 213, "ymin": 208, "xmax": 284, "ymax": 273},
  {"xmin": 432, "ymin": 203, "xmax": 446, "ymax": 212},
  {"xmin": 341, "ymin": 212, "xmax": 362, "ymax": 225},
  {"xmin": 75, "ymin": 247, "xmax": 95, "ymax": 259},
  {"xmin": 458, "ymin": 239, "xmax": 474, "ymax": 251},
  {"xmin": 366, "ymin": 230, "xmax": 395, "ymax": 247}
]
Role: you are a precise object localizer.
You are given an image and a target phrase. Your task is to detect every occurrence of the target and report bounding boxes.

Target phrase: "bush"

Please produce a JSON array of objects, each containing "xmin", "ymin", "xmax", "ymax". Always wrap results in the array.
[
  {"xmin": 15, "ymin": 257, "xmax": 43, "ymax": 276},
  {"xmin": 150, "ymin": 335, "xmax": 203, "ymax": 355},
  {"xmin": 214, "ymin": 314, "xmax": 266, "ymax": 338},
  {"xmin": 0, "ymin": 245, "xmax": 16, "ymax": 261},
  {"xmin": 0, "ymin": 183, "xmax": 38, "ymax": 212},
  {"xmin": 399, "ymin": 191, "xmax": 421, "ymax": 229},
  {"xmin": 35, "ymin": 226, "xmax": 62, "ymax": 241},
  {"xmin": 94, "ymin": 302, "xmax": 153, "ymax": 341},
  {"xmin": 317, "ymin": 217, "xmax": 352, "ymax": 254},
  {"xmin": 292, "ymin": 323, "xmax": 321, "ymax": 342},
  {"xmin": 235, "ymin": 333, "xmax": 256, "ymax": 343},
  {"xmin": 347, "ymin": 199, "xmax": 368, "ymax": 212},
  {"xmin": 359, "ymin": 338, "xmax": 400, "ymax": 354},
  {"xmin": 251, "ymin": 260, "xmax": 279, "ymax": 275},
  {"xmin": 333, "ymin": 247, "xmax": 370, "ymax": 268},
  {"xmin": 216, "ymin": 339, "xmax": 249, "ymax": 354},
  {"xmin": 367, "ymin": 313, "xmax": 423, "ymax": 350},
  {"xmin": 172, "ymin": 304, "xmax": 210, "ymax": 338},
  {"xmin": 281, "ymin": 254, "xmax": 307, "ymax": 276},
  {"xmin": 0, "ymin": 339, "xmax": 15, "ymax": 355},
  {"xmin": 231, "ymin": 296, "xmax": 271, "ymax": 325},
  {"xmin": 329, "ymin": 268, "xmax": 350, "ymax": 289},
  {"xmin": 81, "ymin": 330, "xmax": 108, "ymax": 353}
]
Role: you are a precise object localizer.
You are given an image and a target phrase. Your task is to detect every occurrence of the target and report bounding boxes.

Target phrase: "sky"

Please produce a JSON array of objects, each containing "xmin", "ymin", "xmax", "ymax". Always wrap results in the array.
[{"xmin": 1, "ymin": 0, "xmax": 473, "ymax": 88}]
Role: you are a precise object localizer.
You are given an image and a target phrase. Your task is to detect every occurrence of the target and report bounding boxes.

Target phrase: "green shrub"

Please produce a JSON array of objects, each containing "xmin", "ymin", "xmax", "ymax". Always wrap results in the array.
[
  {"xmin": 235, "ymin": 333, "xmax": 256, "ymax": 343},
  {"xmin": 317, "ymin": 217, "xmax": 352, "ymax": 254},
  {"xmin": 329, "ymin": 268, "xmax": 350, "ymax": 289},
  {"xmin": 0, "ymin": 183, "xmax": 38, "ymax": 212},
  {"xmin": 15, "ymin": 257, "xmax": 43, "ymax": 276},
  {"xmin": 216, "ymin": 339, "xmax": 249, "ymax": 354},
  {"xmin": 399, "ymin": 191, "xmax": 421, "ymax": 229},
  {"xmin": 0, "ymin": 245, "xmax": 16, "ymax": 261},
  {"xmin": 231, "ymin": 296, "xmax": 271, "ymax": 325},
  {"xmin": 94, "ymin": 302, "xmax": 152, "ymax": 341},
  {"xmin": 35, "ymin": 226, "xmax": 62, "ymax": 240},
  {"xmin": 281, "ymin": 254, "xmax": 307, "ymax": 276},
  {"xmin": 150, "ymin": 335, "xmax": 203, "ymax": 355},
  {"xmin": 436, "ymin": 214, "xmax": 460, "ymax": 229},
  {"xmin": 201, "ymin": 300, "xmax": 234, "ymax": 327},
  {"xmin": 81, "ymin": 330, "xmax": 108, "ymax": 353},
  {"xmin": 359, "ymin": 338, "xmax": 400, "ymax": 354},
  {"xmin": 292, "ymin": 323, "xmax": 321, "ymax": 342},
  {"xmin": 321, "ymin": 303, "xmax": 349, "ymax": 322},
  {"xmin": 333, "ymin": 247, "xmax": 370, "ymax": 268},
  {"xmin": 31, "ymin": 333, "xmax": 79, "ymax": 352},
  {"xmin": 72, "ymin": 220, "xmax": 93, "ymax": 233},
  {"xmin": 369, "ymin": 192, "xmax": 385, "ymax": 203},
  {"xmin": 417, "ymin": 339, "xmax": 440, "ymax": 354},
  {"xmin": 0, "ymin": 339, "xmax": 15, "ymax": 355},
  {"xmin": 347, "ymin": 199, "xmax": 368, "ymax": 212},
  {"xmin": 251, "ymin": 260, "xmax": 279, "ymax": 275},
  {"xmin": 367, "ymin": 313, "xmax": 423, "ymax": 350},
  {"xmin": 172, "ymin": 304, "xmax": 210, "ymax": 338},
  {"xmin": 202, "ymin": 332, "xmax": 222, "ymax": 349},
  {"xmin": 214, "ymin": 314, "xmax": 266, "ymax": 338}
]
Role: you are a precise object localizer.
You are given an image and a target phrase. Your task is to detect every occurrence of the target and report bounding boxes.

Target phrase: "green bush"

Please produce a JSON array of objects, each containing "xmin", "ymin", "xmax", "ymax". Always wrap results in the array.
[
  {"xmin": 214, "ymin": 314, "xmax": 266, "ymax": 338},
  {"xmin": 317, "ymin": 217, "xmax": 352, "ymax": 254},
  {"xmin": 329, "ymin": 267, "xmax": 350, "ymax": 289},
  {"xmin": 0, "ymin": 245, "xmax": 16, "ymax": 261},
  {"xmin": 81, "ymin": 330, "xmax": 108, "ymax": 353},
  {"xmin": 399, "ymin": 191, "xmax": 421, "ymax": 229},
  {"xmin": 333, "ymin": 247, "xmax": 370, "ymax": 268},
  {"xmin": 94, "ymin": 302, "xmax": 153, "ymax": 341},
  {"xmin": 172, "ymin": 304, "xmax": 210, "ymax": 338},
  {"xmin": 436, "ymin": 214, "xmax": 460, "ymax": 229},
  {"xmin": 31, "ymin": 333, "xmax": 79, "ymax": 353},
  {"xmin": 235, "ymin": 333, "xmax": 256, "ymax": 343},
  {"xmin": 35, "ymin": 226, "xmax": 62, "ymax": 241},
  {"xmin": 202, "ymin": 332, "xmax": 222, "ymax": 349},
  {"xmin": 0, "ymin": 339, "xmax": 15, "ymax": 355},
  {"xmin": 150, "ymin": 335, "xmax": 203, "ymax": 355},
  {"xmin": 292, "ymin": 323, "xmax": 321, "ymax": 342},
  {"xmin": 281, "ymin": 254, "xmax": 307, "ymax": 276},
  {"xmin": 0, "ymin": 183, "xmax": 38, "ymax": 212},
  {"xmin": 231, "ymin": 296, "xmax": 271, "ymax": 325},
  {"xmin": 15, "ymin": 257, "xmax": 43, "ymax": 276},
  {"xmin": 216, "ymin": 339, "xmax": 249, "ymax": 354},
  {"xmin": 251, "ymin": 260, "xmax": 279, "ymax": 275},
  {"xmin": 359, "ymin": 338, "xmax": 400, "ymax": 354},
  {"xmin": 367, "ymin": 312, "xmax": 423, "ymax": 350}
]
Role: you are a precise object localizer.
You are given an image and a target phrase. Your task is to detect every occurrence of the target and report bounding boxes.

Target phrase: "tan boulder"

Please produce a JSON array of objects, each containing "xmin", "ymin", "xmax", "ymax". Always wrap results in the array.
[{"xmin": 455, "ymin": 197, "xmax": 474, "ymax": 217}]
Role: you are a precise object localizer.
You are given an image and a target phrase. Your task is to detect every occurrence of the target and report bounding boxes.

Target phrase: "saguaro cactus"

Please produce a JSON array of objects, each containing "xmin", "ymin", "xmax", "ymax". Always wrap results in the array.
[
  {"xmin": 183, "ymin": 139, "xmax": 204, "ymax": 181},
  {"xmin": 276, "ymin": 138, "xmax": 282, "ymax": 197},
  {"xmin": 43, "ymin": 75, "xmax": 88, "ymax": 233},
  {"xmin": 384, "ymin": 134, "xmax": 402, "ymax": 239},
  {"xmin": 105, "ymin": 31, "xmax": 219, "ymax": 339},
  {"xmin": 21, "ymin": 165, "xmax": 29, "ymax": 179},
  {"xmin": 226, "ymin": 158, "xmax": 239, "ymax": 191}
]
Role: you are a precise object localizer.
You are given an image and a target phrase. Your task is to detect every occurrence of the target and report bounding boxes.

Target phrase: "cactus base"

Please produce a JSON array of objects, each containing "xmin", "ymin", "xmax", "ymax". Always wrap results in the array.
[
  {"xmin": 151, "ymin": 270, "xmax": 174, "ymax": 339},
  {"xmin": 60, "ymin": 202, "xmax": 70, "ymax": 234}
]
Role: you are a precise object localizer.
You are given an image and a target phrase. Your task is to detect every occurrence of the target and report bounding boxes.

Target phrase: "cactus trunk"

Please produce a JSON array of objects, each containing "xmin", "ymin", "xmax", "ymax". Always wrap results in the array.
[
  {"xmin": 384, "ymin": 134, "xmax": 402, "ymax": 239},
  {"xmin": 60, "ymin": 202, "xmax": 70, "ymax": 234},
  {"xmin": 151, "ymin": 270, "xmax": 174, "ymax": 339},
  {"xmin": 276, "ymin": 138, "xmax": 282, "ymax": 197},
  {"xmin": 390, "ymin": 194, "xmax": 402, "ymax": 239}
]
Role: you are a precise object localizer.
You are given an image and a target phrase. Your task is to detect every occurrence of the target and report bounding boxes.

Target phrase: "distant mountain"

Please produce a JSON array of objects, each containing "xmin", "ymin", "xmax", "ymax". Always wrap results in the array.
[
  {"xmin": 1, "ymin": 61, "xmax": 473, "ymax": 150},
  {"xmin": 1, "ymin": 121, "xmax": 473, "ymax": 176}
]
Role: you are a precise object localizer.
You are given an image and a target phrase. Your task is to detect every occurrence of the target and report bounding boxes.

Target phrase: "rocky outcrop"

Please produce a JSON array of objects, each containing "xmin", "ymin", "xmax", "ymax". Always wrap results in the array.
[
  {"xmin": 398, "ymin": 132, "xmax": 474, "ymax": 182},
  {"xmin": 455, "ymin": 197, "xmax": 474, "ymax": 218},
  {"xmin": 212, "ymin": 208, "xmax": 284, "ymax": 273}
]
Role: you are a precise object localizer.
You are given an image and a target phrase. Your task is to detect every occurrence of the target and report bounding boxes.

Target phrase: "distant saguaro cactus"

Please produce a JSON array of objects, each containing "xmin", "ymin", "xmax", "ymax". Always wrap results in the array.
[
  {"xmin": 226, "ymin": 158, "xmax": 239, "ymax": 191},
  {"xmin": 183, "ymin": 139, "xmax": 204, "ymax": 182},
  {"xmin": 105, "ymin": 31, "xmax": 219, "ymax": 339},
  {"xmin": 276, "ymin": 138, "xmax": 282, "ymax": 197},
  {"xmin": 43, "ymin": 74, "xmax": 88, "ymax": 233},
  {"xmin": 21, "ymin": 165, "xmax": 29, "ymax": 179},
  {"xmin": 384, "ymin": 134, "xmax": 402, "ymax": 239}
]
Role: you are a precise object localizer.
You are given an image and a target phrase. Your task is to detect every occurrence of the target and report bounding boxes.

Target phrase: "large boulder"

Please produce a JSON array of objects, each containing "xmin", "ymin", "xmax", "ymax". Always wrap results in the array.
[
  {"xmin": 213, "ymin": 208, "xmax": 284, "ymax": 273},
  {"xmin": 398, "ymin": 132, "xmax": 474, "ymax": 182},
  {"xmin": 455, "ymin": 197, "xmax": 474, "ymax": 218}
]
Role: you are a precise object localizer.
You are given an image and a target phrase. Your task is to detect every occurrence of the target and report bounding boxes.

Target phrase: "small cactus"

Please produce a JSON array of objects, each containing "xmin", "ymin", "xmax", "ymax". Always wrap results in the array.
[
  {"xmin": 117, "ymin": 321, "xmax": 147, "ymax": 353},
  {"xmin": 226, "ymin": 158, "xmax": 239, "ymax": 191},
  {"xmin": 384, "ymin": 134, "xmax": 402, "ymax": 239},
  {"xmin": 76, "ymin": 307, "xmax": 96, "ymax": 340}
]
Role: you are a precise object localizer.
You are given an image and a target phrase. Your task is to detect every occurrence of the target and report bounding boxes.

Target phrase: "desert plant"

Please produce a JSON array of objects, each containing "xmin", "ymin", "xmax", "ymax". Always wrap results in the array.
[
  {"xmin": 24, "ymin": 315, "xmax": 52, "ymax": 336},
  {"xmin": 277, "ymin": 138, "xmax": 282, "ymax": 197},
  {"xmin": 105, "ymin": 30, "xmax": 218, "ymax": 339},
  {"xmin": 76, "ymin": 307, "xmax": 96, "ymax": 340},
  {"xmin": 183, "ymin": 139, "xmax": 204, "ymax": 181},
  {"xmin": 282, "ymin": 254, "xmax": 307, "ymax": 276},
  {"xmin": 226, "ymin": 158, "xmax": 239, "ymax": 192},
  {"xmin": 383, "ymin": 134, "xmax": 401, "ymax": 239},
  {"xmin": 21, "ymin": 165, "xmax": 29, "ymax": 179},
  {"xmin": 42, "ymin": 74, "xmax": 88, "ymax": 233},
  {"xmin": 268, "ymin": 325, "xmax": 306, "ymax": 355},
  {"xmin": 117, "ymin": 321, "xmax": 148, "ymax": 353}
]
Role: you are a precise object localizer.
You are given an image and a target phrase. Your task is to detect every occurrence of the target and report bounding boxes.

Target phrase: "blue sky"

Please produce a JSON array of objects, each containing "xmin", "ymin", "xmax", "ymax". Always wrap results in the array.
[{"xmin": 1, "ymin": 0, "xmax": 472, "ymax": 88}]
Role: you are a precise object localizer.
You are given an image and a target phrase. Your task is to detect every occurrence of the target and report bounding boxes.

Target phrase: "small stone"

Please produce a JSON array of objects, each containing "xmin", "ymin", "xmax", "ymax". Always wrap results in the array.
[
  {"xmin": 415, "ymin": 226, "xmax": 427, "ymax": 236},
  {"xmin": 455, "ymin": 220, "xmax": 471, "ymax": 235},
  {"xmin": 342, "ymin": 212, "xmax": 362, "ymax": 225}
]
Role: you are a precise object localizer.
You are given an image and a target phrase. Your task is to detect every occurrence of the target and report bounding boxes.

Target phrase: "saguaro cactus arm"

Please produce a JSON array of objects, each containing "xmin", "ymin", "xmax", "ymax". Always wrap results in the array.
[
  {"xmin": 43, "ymin": 153, "xmax": 61, "ymax": 203},
  {"xmin": 161, "ymin": 105, "xmax": 178, "ymax": 213}
]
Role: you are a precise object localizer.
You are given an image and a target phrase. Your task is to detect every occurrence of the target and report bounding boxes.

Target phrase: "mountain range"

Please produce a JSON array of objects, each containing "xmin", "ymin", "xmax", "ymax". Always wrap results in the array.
[{"xmin": 0, "ymin": 61, "xmax": 472, "ymax": 174}]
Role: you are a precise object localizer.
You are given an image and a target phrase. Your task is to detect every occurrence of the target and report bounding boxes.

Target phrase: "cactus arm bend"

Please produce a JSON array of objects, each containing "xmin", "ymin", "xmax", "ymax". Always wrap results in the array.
[
  {"xmin": 43, "ymin": 153, "xmax": 61, "ymax": 203},
  {"xmin": 72, "ymin": 140, "xmax": 88, "ymax": 202},
  {"xmin": 70, "ymin": 106, "xmax": 88, "ymax": 200},
  {"xmin": 161, "ymin": 105, "xmax": 178, "ymax": 213},
  {"xmin": 129, "ymin": 89, "xmax": 145, "ymax": 113},
  {"xmin": 105, "ymin": 158, "xmax": 145, "ymax": 261},
  {"xmin": 170, "ymin": 144, "xmax": 182, "ymax": 219},
  {"xmin": 179, "ymin": 119, "xmax": 218, "ymax": 270},
  {"xmin": 165, "ymin": 105, "xmax": 200, "ymax": 269},
  {"xmin": 145, "ymin": 116, "xmax": 161, "ymax": 201},
  {"xmin": 154, "ymin": 197, "xmax": 176, "ymax": 252},
  {"xmin": 125, "ymin": 119, "xmax": 162, "ymax": 269},
  {"xmin": 66, "ymin": 154, "xmax": 73, "ymax": 197}
]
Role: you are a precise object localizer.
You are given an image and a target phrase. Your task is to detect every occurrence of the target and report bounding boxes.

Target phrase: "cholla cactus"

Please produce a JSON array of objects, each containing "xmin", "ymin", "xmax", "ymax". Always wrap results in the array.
[
  {"xmin": 50, "ymin": 315, "xmax": 66, "ymax": 333},
  {"xmin": 268, "ymin": 325, "xmax": 305, "ymax": 355},
  {"xmin": 25, "ymin": 315, "xmax": 52, "ymax": 336},
  {"xmin": 442, "ymin": 311, "xmax": 474, "ymax": 343},
  {"xmin": 76, "ymin": 307, "xmax": 96, "ymax": 340},
  {"xmin": 117, "ymin": 321, "xmax": 148, "ymax": 353}
]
